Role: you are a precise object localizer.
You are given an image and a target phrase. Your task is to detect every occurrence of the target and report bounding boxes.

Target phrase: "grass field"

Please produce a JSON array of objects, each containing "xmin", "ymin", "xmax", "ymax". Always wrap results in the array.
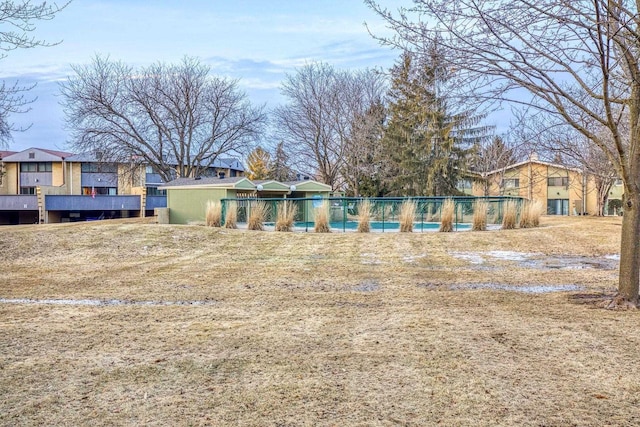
[{"xmin": 1, "ymin": 216, "xmax": 639, "ymax": 426}]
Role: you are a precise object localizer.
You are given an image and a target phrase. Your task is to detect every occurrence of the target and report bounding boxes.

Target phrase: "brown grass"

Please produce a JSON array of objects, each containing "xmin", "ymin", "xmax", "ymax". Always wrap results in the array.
[
  {"xmin": 502, "ymin": 200, "xmax": 518, "ymax": 230},
  {"xmin": 521, "ymin": 200, "xmax": 544, "ymax": 227},
  {"xmin": 398, "ymin": 200, "xmax": 416, "ymax": 232},
  {"xmin": 314, "ymin": 201, "xmax": 331, "ymax": 233},
  {"xmin": 439, "ymin": 199, "xmax": 455, "ymax": 232},
  {"xmin": 0, "ymin": 216, "xmax": 638, "ymax": 426},
  {"xmin": 205, "ymin": 200, "xmax": 222, "ymax": 227},
  {"xmin": 224, "ymin": 201, "xmax": 237, "ymax": 229},
  {"xmin": 275, "ymin": 201, "xmax": 297, "ymax": 232},
  {"xmin": 357, "ymin": 199, "xmax": 372, "ymax": 233},
  {"xmin": 472, "ymin": 199, "xmax": 488, "ymax": 231},
  {"xmin": 247, "ymin": 201, "xmax": 269, "ymax": 231}
]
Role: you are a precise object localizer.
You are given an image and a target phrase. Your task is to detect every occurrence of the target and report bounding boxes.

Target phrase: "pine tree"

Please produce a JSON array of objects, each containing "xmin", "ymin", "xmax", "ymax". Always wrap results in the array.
[
  {"xmin": 269, "ymin": 142, "xmax": 295, "ymax": 182},
  {"xmin": 381, "ymin": 47, "xmax": 490, "ymax": 196}
]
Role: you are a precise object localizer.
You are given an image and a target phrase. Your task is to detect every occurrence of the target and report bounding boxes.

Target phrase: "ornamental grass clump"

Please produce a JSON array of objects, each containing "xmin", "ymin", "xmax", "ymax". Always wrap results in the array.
[
  {"xmin": 530, "ymin": 200, "xmax": 544, "ymax": 227},
  {"xmin": 247, "ymin": 201, "xmax": 269, "ymax": 231},
  {"xmin": 439, "ymin": 199, "xmax": 455, "ymax": 232},
  {"xmin": 357, "ymin": 199, "xmax": 372, "ymax": 233},
  {"xmin": 205, "ymin": 200, "xmax": 222, "ymax": 227},
  {"xmin": 224, "ymin": 201, "xmax": 237, "ymax": 229},
  {"xmin": 472, "ymin": 199, "xmax": 488, "ymax": 231},
  {"xmin": 275, "ymin": 201, "xmax": 297, "ymax": 232},
  {"xmin": 471, "ymin": 200, "xmax": 489, "ymax": 231},
  {"xmin": 399, "ymin": 200, "xmax": 417, "ymax": 232},
  {"xmin": 314, "ymin": 201, "xmax": 331, "ymax": 233},
  {"xmin": 502, "ymin": 200, "xmax": 518, "ymax": 230}
]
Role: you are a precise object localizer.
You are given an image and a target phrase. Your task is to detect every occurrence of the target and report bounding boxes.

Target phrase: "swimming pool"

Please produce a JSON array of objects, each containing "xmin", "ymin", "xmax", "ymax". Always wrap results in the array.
[{"xmin": 284, "ymin": 221, "xmax": 471, "ymax": 232}]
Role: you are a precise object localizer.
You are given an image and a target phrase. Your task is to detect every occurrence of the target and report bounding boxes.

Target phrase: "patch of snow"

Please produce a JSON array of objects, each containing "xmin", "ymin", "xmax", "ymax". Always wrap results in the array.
[
  {"xmin": 403, "ymin": 254, "xmax": 426, "ymax": 263},
  {"xmin": 486, "ymin": 251, "xmax": 540, "ymax": 261},
  {"xmin": 449, "ymin": 283, "xmax": 583, "ymax": 294},
  {"xmin": 0, "ymin": 298, "xmax": 216, "ymax": 307},
  {"xmin": 450, "ymin": 252, "xmax": 485, "ymax": 264}
]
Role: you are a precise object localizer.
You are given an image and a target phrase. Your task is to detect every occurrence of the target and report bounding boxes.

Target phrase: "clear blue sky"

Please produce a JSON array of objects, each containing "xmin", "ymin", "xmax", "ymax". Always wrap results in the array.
[{"xmin": 3, "ymin": 1, "xmax": 507, "ymax": 153}]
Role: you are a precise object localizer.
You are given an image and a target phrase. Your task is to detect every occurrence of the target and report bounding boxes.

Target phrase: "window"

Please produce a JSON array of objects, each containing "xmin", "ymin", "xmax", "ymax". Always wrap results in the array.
[
  {"xmin": 28, "ymin": 152, "xmax": 35, "ymax": 159},
  {"xmin": 457, "ymin": 179, "xmax": 473, "ymax": 190},
  {"xmin": 81, "ymin": 163, "xmax": 117, "ymax": 173},
  {"xmin": 82, "ymin": 187, "xmax": 117, "ymax": 195},
  {"xmin": 503, "ymin": 178, "xmax": 519, "ymax": 189},
  {"xmin": 20, "ymin": 162, "xmax": 52, "ymax": 172},
  {"xmin": 20, "ymin": 187, "xmax": 36, "ymax": 195},
  {"xmin": 547, "ymin": 176, "xmax": 569, "ymax": 187},
  {"xmin": 547, "ymin": 199, "xmax": 569, "ymax": 215},
  {"xmin": 146, "ymin": 187, "xmax": 166, "ymax": 196}
]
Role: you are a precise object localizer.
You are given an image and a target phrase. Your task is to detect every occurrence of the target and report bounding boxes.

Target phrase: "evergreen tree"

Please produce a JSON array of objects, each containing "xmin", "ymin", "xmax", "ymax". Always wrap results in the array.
[
  {"xmin": 381, "ymin": 47, "xmax": 490, "ymax": 196},
  {"xmin": 269, "ymin": 141, "xmax": 295, "ymax": 182}
]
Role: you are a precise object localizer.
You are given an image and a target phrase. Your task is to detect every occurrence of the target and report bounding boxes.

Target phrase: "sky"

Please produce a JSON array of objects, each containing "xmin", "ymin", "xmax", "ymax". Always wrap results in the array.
[{"xmin": 2, "ymin": 0, "xmax": 508, "ymax": 154}]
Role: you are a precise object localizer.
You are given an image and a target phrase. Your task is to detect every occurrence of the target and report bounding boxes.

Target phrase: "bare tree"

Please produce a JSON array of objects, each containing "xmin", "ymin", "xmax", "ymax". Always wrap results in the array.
[
  {"xmin": 339, "ymin": 69, "xmax": 387, "ymax": 196},
  {"xmin": 471, "ymin": 135, "xmax": 523, "ymax": 196},
  {"xmin": 367, "ymin": 0, "xmax": 640, "ymax": 307},
  {"xmin": 274, "ymin": 63, "xmax": 386, "ymax": 191},
  {"xmin": 0, "ymin": 1, "xmax": 70, "ymax": 145},
  {"xmin": 60, "ymin": 56, "xmax": 266, "ymax": 182},
  {"xmin": 274, "ymin": 63, "xmax": 346, "ymax": 190}
]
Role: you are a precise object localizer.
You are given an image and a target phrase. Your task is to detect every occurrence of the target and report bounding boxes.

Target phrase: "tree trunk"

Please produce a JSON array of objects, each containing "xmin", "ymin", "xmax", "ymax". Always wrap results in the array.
[{"xmin": 618, "ymin": 192, "xmax": 640, "ymax": 305}]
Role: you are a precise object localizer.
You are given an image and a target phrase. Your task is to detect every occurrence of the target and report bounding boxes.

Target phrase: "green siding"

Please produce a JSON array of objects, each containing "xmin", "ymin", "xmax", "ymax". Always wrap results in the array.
[{"xmin": 167, "ymin": 188, "xmax": 228, "ymax": 224}]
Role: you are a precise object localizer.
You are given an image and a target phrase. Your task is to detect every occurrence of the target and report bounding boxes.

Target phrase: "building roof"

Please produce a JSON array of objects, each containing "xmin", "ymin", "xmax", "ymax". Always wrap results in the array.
[
  {"xmin": 283, "ymin": 179, "xmax": 332, "ymax": 191},
  {"xmin": 2, "ymin": 147, "xmax": 75, "ymax": 162},
  {"xmin": 160, "ymin": 176, "xmax": 252, "ymax": 190},
  {"xmin": 0, "ymin": 150, "xmax": 17, "ymax": 159},
  {"xmin": 484, "ymin": 158, "xmax": 583, "ymax": 177},
  {"xmin": 65, "ymin": 152, "xmax": 107, "ymax": 162}
]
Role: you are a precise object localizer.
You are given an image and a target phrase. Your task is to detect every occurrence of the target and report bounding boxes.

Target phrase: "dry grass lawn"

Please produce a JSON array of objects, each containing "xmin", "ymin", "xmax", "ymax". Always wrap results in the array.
[{"xmin": 1, "ymin": 216, "xmax": 639, "ymax": 426}]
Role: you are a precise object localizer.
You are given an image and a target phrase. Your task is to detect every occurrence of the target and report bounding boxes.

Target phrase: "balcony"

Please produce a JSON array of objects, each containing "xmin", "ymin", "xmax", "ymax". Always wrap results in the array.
[
  {"xmin": 45, "ymin": 195, "xmax": 141, "ymax": 211},
  {"xmin": 81, "ymin": 172, "xmax": 118, "ymax": 187},
  {"xmin": 146, "ymin": 195, "xmax": 167, "ymax": 210},
  {"xmin": 20, "ymin": 172, "xmax": 52, "ymax": 186},
  {"xmin": 145, "ymin": 173, "xmax": 164, "ymax": 185},
  {"xmin": 0, "ymin": 195, "xmax": 38, "ymax": 210}
]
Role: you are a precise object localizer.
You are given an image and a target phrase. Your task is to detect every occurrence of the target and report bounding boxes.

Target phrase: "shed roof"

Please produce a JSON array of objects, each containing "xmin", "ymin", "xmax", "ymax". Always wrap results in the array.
[
  {"xmin": 160, "ymin": 176, "xmax": 254, "ymax": 190},
  {"xmin": 284, "ymin": 180, "xmax": 332, "ymax": 192}
]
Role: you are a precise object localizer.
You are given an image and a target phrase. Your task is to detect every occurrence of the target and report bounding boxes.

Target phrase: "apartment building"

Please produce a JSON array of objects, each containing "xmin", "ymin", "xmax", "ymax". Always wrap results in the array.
[
  {"xmin": 475, "ymin": 156, "xmax": 619, "ymax": 216},
  {"xmin": 0, "ymin": 147, "xmax": 244, "ymax": 224}
]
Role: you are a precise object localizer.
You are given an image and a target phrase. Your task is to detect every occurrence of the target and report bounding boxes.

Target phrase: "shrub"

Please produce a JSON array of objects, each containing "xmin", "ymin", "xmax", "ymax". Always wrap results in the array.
[
  {"xmin": 439, "ymin": 199, "xmax": 455, "ymax": 232},
  {"xmin": 275, "ymin": 201, "xmax": 298, "ymax": 232},
  {"xmin": 224, "ymin": 201, "xmax": 237, "ymax": 229},
  {"xmin": 205, "ymin": 200, "xmax": 222, "ymax": 227},
  {"xmin": 520, "ymin": 200, "xmax": 544, "ymax": 228},
  {"xmin": 472, "ymin": 199, "xmax": 488, "ymax": 231},
  {"xmin": 314, "ymin": 201, "xmax": 331, "ymax": 233},
  {"xmin": 357, "ymin": 199, "xmax": 372, "ymax": 233},
  {"xmin": 502, "ymin": 200, "xmax": 518, "ymax": 230},
  {"xmin": 247, "ymin": 201, "xmax": 269, "ymax": 231},
  {"xmin": 399, "ymin": 200, "xmax": 417, "ymax": 232}
]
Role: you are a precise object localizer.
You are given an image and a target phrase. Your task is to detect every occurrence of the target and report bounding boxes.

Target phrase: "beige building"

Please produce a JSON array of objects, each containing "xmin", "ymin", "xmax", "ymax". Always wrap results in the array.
[{"xmin": 476, "ymin": 157, "xmax": 614, "ymax": 216}]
